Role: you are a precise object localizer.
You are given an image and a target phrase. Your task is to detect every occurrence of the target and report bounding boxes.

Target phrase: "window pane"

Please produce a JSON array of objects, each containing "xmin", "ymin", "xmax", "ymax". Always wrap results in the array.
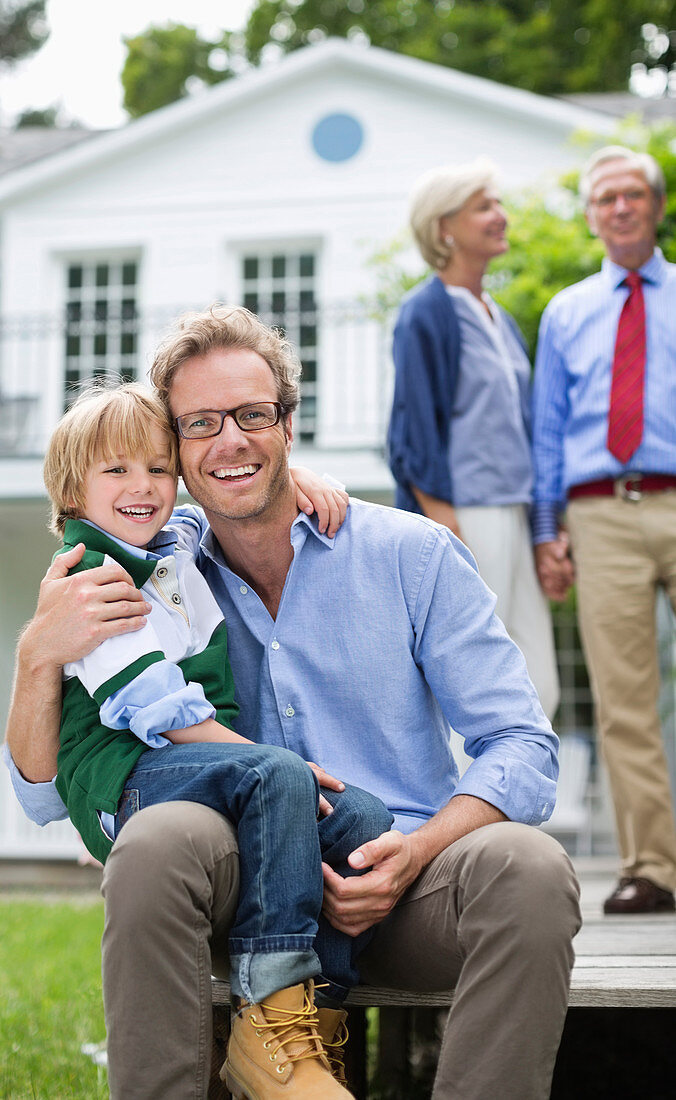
[
  {"xmin": 299, "ymin": 254, "xmax": 314, "ymax": 277},
  {"xmin": 121, "ymin": 331, "xmax": 136, "ymax": 356},
  {"xmin": 272, "ymin": 255, "xmax": 286, "ymax": 279},
  {"xmin": 243, "ymin": 257, "xmax": 258, "ymax": 280},
  {"xmin": 63, "ymin": 258, "xmax": 138, "ymax": 406},
  {"xmin": 272, "ymin": 291, "xmax": 286, "ymax": 314}
]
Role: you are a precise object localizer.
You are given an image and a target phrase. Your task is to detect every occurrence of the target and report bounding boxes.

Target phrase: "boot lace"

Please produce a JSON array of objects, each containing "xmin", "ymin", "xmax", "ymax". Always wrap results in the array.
[
  {"xmin": 323, "ymin": 1017, "xmax": 349, "ymax": 1085},
  {"xmin": 249, "ymin": 987, "xmax": 325, "ymax": 1066}
]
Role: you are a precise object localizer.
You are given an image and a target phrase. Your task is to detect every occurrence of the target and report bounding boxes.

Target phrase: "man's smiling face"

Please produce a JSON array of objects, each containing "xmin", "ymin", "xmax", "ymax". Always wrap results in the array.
[{"xmin": 169, "ymin": 346, "xmax": 294, "ymax": 524}]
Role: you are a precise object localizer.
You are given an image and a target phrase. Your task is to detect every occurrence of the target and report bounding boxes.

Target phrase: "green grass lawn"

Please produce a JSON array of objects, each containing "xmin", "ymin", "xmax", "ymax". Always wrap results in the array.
[{"xmin": 0, "ymin": 896, "xmax": 108, "ymax": 1100}]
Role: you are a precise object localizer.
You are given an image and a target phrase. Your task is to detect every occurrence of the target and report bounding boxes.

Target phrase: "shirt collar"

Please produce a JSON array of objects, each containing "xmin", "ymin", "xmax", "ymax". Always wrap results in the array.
[
  {"xmin": 602, "ymin": 246, "xmax": 666, "ymax": 290},
  {"xmin": 63, "ymin": 518, "xmax": 176, "ymax": 587},
  {"xmin": 199, "ymin": 509, "xmax": 336, "ymax": 574}
]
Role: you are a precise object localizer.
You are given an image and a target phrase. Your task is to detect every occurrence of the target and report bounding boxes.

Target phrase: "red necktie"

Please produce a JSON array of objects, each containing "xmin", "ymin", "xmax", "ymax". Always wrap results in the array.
[{"xmin": 607, "ymin": 271, "xmax": 646, "ymax": 463}]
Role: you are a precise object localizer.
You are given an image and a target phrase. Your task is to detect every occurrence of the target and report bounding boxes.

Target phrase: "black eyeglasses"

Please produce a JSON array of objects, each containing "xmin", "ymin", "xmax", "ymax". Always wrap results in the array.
[{"xmin": 175, "ymin": 402, "xmax": 285, "ymax": 439}]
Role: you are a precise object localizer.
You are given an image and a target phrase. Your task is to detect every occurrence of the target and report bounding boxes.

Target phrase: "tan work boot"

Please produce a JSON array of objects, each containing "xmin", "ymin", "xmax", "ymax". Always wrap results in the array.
[
  {"xmin": 317, "ymin": 1006, "xmax": 349, "ymax": 1087},
  {"xmin": 221, "ymin": 980, "xmax": 354, "ymax": 1098}
]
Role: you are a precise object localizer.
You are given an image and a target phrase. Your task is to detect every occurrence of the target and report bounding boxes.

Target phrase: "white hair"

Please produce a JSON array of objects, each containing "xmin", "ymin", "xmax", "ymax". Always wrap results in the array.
[
  {"xmin": 579, "ymin": 145, "xmax": 665, "ymax": 205},
  {"xmin": 409, "ymin": 157, "xmax": 500, "ymax": 269}
]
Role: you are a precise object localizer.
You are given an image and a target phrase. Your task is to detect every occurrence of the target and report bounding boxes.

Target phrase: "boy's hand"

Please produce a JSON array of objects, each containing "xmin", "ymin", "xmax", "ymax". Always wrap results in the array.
[
  {"xmin": 291, "ymin": 467, "xmax": 349, "ymax": 538},
  {"xmin": 306, "ymin": 760, "xmax": 346, "ymax": 817},
  {"xmin": 30, "ymin": 544, "xmax": 150, "ymax": 667}
]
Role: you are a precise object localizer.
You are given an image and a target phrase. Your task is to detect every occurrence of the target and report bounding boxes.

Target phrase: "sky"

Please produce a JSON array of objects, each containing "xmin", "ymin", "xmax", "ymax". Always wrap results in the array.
[{"xmin": 0, "ymin": 0, "xmax": 255, "ymax": 128}]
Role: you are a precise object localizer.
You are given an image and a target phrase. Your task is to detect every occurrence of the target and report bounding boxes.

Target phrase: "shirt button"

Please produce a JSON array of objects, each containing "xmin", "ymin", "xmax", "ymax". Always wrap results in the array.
[
  {"xmin": 172, "ymin": 593, "xmax": 182, "ymax": 605},
  {"xmin": 271, "ymin": 640, "xmax": 280, "ymax": 651},
  {"xmin": 156, "ymin": 566, "xmax": 168, "ymax": 578},
  {"xmin": 240, "ymin": 585, "xmax": 248, "ymax": 594},
  {"xmin": 285, "ymin": 705, "xmax": 295, "ymax": 718}
]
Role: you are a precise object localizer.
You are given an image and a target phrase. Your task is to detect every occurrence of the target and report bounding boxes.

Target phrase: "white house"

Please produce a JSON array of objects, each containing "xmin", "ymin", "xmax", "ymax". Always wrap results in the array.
[{"xmin": 0, "ymin": 38, "xmax": 613, "ymax": 857}]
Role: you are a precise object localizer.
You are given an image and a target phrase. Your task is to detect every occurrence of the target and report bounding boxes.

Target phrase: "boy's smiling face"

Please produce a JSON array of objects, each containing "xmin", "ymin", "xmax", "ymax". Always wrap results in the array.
[{"xmin": 79, "ymin": 424, "xmax": 177, "ymax": 549}]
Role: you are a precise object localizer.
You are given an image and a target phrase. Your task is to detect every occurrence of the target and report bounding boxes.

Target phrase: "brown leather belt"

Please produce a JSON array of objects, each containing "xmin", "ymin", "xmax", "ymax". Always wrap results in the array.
[{"xmin": 568, "ymin": 474, "xmax": 676, "ymax": 502}]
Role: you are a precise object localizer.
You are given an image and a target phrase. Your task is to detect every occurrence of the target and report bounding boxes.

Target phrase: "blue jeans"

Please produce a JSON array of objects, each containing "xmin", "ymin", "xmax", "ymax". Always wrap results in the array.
[{"xmin": 116, "ymin": 741, "xmax": 393, "ymax": 1002}]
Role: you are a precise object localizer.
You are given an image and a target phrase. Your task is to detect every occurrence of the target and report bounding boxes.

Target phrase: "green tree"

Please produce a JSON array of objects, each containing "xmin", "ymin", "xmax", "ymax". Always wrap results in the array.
[
  {"xmin": 0, "ymin": 0, "xmax": 47, "ymax": 67},
  {"xmin": 245, "ymin": 0, "xmax": 676, "ymax": 96},
  {"xmin": 121, "ymin": 23, "xmax": 239, "ymax": 119}
]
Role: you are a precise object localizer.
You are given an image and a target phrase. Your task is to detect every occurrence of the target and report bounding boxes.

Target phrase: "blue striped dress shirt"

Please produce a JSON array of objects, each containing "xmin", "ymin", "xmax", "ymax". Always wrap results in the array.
[{"xmin": 532, "ymin": 248, "xmax": 676, "ymax": 542}]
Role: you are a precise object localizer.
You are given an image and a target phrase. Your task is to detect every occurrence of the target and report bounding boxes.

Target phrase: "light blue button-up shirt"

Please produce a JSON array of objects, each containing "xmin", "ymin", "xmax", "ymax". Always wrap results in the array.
[
  {"xmin": 532, "ymin": 249, "xmax": 676, "ymax": 542},
  {"xmin": 5, "ymin": 500, "xmax": 558, "ymax": 833}
]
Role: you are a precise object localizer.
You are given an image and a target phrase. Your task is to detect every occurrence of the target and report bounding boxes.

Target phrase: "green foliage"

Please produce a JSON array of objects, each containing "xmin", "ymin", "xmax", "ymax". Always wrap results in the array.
[
  {"xmin": 121, "ymin": 23, "xmax": 238, "ymax": 119},
  {"xmin": 367, "ymin": 122, "xmax": 676, "ymax": 357},
  {"xmin": 0, "ymin": 897, "xmax": 107, "ymax": 1099},
  {"xmin": 0, "ymin": 0, "xmax": 48, "ymax": 67},
  {"xmin": 15, "ymin": 104, "xmax": 57, "ymax": 127},
  {"xmin": 244, "ymin": 0, "xmax": 676, "ymax": 95}
]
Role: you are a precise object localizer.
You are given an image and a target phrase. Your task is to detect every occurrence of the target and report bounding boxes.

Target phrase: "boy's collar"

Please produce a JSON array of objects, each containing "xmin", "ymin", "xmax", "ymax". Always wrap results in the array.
[{"xmin": 63, "ymin": 518, "xmax": 159, "ymax": 588}]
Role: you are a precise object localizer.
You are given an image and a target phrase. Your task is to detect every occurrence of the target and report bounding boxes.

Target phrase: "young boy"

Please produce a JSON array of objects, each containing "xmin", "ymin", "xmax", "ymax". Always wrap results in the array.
[{"xmin": 42, "ymin": 381, "xmax": 393, "ymax": 1098}]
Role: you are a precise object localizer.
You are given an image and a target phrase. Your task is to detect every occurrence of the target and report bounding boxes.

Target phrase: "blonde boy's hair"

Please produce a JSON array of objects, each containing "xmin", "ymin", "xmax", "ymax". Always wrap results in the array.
[{"xmin": 44, "ymin": 381, "xmax": 179, "ymax": 538}]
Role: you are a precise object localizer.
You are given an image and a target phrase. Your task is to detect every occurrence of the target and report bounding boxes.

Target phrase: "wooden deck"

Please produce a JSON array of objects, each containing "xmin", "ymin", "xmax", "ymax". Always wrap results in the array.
[
  {"xmin": 569, "ymin": 857, "xmax": 676, "ymax": 1008},
  {"xmin": 211, "ymin": 856, "xmax": 676, "ymax": 1014}
]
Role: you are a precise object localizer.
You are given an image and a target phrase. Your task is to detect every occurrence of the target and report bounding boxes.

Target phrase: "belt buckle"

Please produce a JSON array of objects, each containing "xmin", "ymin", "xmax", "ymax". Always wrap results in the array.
[{"xmin": 615, "ymin": 473, "xmax": 643, "ymax": 501}]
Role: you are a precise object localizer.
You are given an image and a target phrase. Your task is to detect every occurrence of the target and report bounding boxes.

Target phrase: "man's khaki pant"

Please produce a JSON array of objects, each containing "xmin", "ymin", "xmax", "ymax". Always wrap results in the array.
[
  {"xmin": 101, "ymin": 801, "xmax": 580, "ymax": 1100},
  {"xmin": 568, "ymin": 492, "xmax": 676, "ymax": 891}
]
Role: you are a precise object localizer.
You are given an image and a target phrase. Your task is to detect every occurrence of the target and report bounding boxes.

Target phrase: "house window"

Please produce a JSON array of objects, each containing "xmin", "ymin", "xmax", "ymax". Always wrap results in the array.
[
  {"xmin": 241, "ymin": 251, "xmax": 317, "ymax": 442},
  {"xmin": 64, "ymin": 259, "xmax": 138, "ymax": 405}
]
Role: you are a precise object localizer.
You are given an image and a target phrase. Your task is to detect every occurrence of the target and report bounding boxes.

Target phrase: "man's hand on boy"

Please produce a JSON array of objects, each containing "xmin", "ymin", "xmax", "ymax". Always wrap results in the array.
[{"xmin": 31, "ymin": 543, "xmax": 150, "ymax": 666}]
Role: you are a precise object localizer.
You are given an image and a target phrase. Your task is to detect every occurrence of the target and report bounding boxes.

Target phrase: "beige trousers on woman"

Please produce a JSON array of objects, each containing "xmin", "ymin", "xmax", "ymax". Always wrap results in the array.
[
  {"xmin": 101, "ymin": 801, "xmax": 580, "ymax": 1100},
  {"xmin": 455, "ymin": 503, "xmax": 560, "ymax": 721}
]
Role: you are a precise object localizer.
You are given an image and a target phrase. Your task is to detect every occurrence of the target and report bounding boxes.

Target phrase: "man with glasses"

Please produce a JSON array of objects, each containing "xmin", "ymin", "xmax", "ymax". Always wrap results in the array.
[
  {"xmin": 532, "ymin": 145, "xmax": 676, "ymax": 915},
  {"xmin": 6, "ymin": 306, "xmax": 580, "ymax": 1100}
]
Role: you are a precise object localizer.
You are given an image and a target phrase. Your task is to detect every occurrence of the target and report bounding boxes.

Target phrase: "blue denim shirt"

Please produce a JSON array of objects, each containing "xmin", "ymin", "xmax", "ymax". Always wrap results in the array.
[{"xmin": 5, "ymin": 499, "xmax": 558, "ymax": 833}]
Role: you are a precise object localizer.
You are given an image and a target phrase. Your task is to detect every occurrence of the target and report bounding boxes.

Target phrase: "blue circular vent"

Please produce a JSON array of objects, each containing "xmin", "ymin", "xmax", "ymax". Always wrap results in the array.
[{"xmin": 311, "ymin": 113, "xmax": 364, "ymax": 163}]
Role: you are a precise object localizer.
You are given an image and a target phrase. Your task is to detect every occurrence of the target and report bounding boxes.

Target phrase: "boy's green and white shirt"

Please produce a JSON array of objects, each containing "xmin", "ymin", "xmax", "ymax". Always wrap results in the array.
[{"xmin": 55, "ymin": 518, "xmax": 238, "ymax": 863}]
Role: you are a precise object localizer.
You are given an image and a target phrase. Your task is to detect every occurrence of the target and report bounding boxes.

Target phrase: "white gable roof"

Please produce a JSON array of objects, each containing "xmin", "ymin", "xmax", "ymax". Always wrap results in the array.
[{"xmin": 0, "ymin": 37, "xmax": 613, "ymax": 205}]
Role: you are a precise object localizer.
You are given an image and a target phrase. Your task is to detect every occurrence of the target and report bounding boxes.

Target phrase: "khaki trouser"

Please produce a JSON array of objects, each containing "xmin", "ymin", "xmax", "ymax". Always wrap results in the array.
[
  {"xmin": 101, "ymin": 801, "xmax": 580, "ymax": 1100},
  {"xmin": 568, "ymin": 492, "xmax": 676, "ymax": 891}
]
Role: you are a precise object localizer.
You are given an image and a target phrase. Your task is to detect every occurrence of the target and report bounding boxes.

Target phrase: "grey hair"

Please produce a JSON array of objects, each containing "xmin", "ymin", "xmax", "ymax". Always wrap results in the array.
[
  {"xmin": 579, "ymin": 145, "xmax": 666, "ymax": 205},
  {"xmin": 409, "ymin": 157, "xmax": 500, "ymax": 269}
]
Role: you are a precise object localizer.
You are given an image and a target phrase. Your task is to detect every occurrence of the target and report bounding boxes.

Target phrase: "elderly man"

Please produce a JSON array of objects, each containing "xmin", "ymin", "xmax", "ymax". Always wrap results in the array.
[
  {"xmin": 6, "ymin": 306, "xmax": 579, "ymax": 1100},
  {"xmin": 532, "ymin": 145, "xmax": 676, "ymax": 915}
]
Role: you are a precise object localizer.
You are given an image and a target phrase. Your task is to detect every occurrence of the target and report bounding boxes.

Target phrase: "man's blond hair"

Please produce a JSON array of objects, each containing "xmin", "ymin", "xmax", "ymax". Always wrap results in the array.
[
  {"xmin": 150, "ymin": 304, "xmax": 301, "ymax": 417},
  {"xmin": 44, "ymin": 381, "xmax": 179, "ymax": 538}
]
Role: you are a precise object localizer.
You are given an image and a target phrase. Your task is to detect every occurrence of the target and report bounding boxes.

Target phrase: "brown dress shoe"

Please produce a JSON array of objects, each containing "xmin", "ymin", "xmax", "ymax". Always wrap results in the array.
[{"xmin": 603, "ymin": 876, "xmax": 676, "ymax": 915}]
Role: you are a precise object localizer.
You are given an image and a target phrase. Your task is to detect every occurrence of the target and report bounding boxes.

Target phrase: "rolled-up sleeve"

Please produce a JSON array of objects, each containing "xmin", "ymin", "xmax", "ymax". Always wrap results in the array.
[
  {"xmin": 2, "ymin": 743, "xmax": 68, "ymax": 825},
  {"xmin": 100, "ymin": 661, "xmax": 216, "ymax": 745},
  {"xmin": 412, "ymin": 529, "xmax": 559, "ymax": 824}
]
